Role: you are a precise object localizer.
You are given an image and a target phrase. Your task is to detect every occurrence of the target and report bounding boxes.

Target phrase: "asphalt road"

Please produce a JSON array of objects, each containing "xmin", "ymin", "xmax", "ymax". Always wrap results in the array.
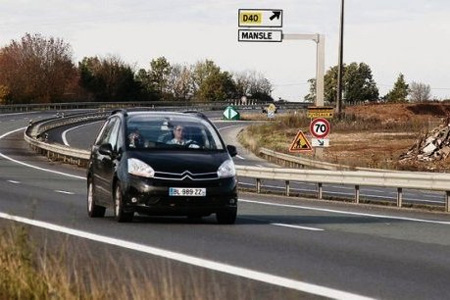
[{"xmin": 1, "ymin": 111, "xmax": 450, "ymax": 299}]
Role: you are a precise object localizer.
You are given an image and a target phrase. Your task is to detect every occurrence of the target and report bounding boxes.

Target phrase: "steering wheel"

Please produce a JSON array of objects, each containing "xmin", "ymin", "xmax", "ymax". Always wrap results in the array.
[{"xmin": 186, "ymin": 140, "xmax": 201, "ymax": 149}]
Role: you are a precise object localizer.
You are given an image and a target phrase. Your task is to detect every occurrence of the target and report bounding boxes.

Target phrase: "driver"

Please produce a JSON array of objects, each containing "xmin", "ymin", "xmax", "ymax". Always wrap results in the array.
[
  {"xmin": 166, "ymin": 125, "xmax": 199, "ymax": 148},
  {"xmin": 167, "ymin": 125, "xmax": 189, "ymax": 145}
]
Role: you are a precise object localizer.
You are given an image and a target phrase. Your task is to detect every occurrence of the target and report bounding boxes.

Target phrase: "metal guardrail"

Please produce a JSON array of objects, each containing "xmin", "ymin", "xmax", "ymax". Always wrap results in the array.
[
  {"xmin": 236, "ymin": 166, "xmax": 450, "ymax": 212},
  {"xmin": 24, "ymin": 111, "xmax": 108, "ymax": 166},
  {"xmin": 259, "ymin": 148, "xmax": 388, "ymax": 172},
  {"xmin": 1, "ymin": 100, "xmax": 310, "ymax": 114},
  {"xmin": 23, "ymin": 111, "xmax": 450, "ymax": 212}
]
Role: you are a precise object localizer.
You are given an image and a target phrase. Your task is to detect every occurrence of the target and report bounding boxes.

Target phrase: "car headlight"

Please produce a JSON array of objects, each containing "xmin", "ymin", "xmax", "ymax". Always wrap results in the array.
[
  {"xmin": 128, "ymin": 158, "xmax": 155, "ymax": 178},
  {"xmin": 217, "ymin": 159, "xmax": 236, "ymax": 178}
]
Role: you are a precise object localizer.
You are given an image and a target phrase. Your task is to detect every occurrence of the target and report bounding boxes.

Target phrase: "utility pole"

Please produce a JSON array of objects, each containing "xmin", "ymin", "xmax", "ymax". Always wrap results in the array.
[{"xmin": 336, "ymin": 0, "xmax": 345, "ymax": 114}]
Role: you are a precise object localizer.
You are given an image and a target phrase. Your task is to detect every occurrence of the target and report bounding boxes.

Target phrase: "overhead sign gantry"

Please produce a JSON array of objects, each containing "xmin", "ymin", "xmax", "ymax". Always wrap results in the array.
[
  {"xmin": 237, "ymin": 8, "xmax": 325, "ymax": 106},
  {"xmin": 238, "ymin": 9, "xmax": 283, "ymax": 42}
]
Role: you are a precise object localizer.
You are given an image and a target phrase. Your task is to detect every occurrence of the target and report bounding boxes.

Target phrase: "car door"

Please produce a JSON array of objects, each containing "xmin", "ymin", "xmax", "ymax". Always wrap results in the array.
[{"xmin": 92, "ymin": 117, "xmax": 121, "ymax": 205}]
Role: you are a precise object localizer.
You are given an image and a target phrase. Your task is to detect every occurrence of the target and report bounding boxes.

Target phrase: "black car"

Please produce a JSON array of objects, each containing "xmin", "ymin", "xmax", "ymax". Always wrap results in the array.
[{"xmin": 86, "ymin": 110, "xmax": 238, "ymax": 224}]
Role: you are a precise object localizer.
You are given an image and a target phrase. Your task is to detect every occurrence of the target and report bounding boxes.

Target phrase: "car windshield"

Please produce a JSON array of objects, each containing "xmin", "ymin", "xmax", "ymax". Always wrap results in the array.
[{"xmin": 126, "ymin": 114, "xmax": 225, "ymax": 151}]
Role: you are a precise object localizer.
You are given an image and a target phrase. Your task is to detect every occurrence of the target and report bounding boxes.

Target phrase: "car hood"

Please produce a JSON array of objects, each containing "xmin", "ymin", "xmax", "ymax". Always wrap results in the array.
[{"xmin": 128, "ymin": 150, "xmax": 230, "ymax": 174}]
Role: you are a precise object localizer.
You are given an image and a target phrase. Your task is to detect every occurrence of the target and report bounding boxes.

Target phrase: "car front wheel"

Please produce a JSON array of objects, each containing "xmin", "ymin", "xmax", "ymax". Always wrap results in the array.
[
  {"xmin": 114, "ymin": 184, "xmax": 134, "ymax": 223},
  {"xmin": 87, "ymin": 179, "xmax": 106, "ymax": 218}
]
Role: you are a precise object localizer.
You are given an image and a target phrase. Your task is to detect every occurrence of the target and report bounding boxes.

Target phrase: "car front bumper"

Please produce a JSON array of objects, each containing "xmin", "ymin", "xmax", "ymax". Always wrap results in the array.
[{"xmin": 121, "ymin": 176, "xmax": 238, "ymax": 215}]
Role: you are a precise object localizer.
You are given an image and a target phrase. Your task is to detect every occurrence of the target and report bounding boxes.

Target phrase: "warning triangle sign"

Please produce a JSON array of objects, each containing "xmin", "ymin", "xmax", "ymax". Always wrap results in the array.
[{"xmin": 289, "ymin": 130, "xmax": 312, "ymax": 152}]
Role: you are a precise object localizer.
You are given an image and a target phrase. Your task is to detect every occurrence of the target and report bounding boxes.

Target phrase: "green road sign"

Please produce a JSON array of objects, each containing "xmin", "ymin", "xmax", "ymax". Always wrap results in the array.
[{"xmin": 223, "ymin": 106, "xmax": 240, "ymax": 120}]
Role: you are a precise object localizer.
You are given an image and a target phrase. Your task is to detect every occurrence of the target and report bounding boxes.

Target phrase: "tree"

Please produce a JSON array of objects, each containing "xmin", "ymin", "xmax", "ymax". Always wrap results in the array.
[
  {"xmin": 168, "ymin": 64, "xmax": 193, "ymax": 101},
  {"xmin": 79, "ymin": 55, "xmax": 140, "ymax": 102},
  {"xmin": 233, "ymin": 70, "xmax": 273, "ymax": 101},
  {"xmin": 323, "ymin": 65, "xmax": 339, "ymax": 103},
  {"xmin": 305, "ymin": 62, "xmax": 379, "ymax": 104},
  {"xmin": 304, "ymin": 78, "xmax": 316, "ymax": 102},
  {"xmin": 196, "ymin": 70, "xmax": 236, "ymax": 101},
  {"xmin": 0, "ymin": 85, "xmax": 10, "ymax": 104},
  {"xmin": 191, "ymin": 60, "xmax": 221, "ymax": 95},
  {"xmin": 135, "ymin": 68, "xmax": 158, "ymax": 100},
  {"xmin": 409, "ymin": 81, "xmax": 431, "ymax": 102},
  {"xmin": 0, "ymin": 33, "xmax": 76, "ymax": 104},
  {"xmin": 385, "ymin": 73, "xmax": 409, "ymax": 102},
  {"xmin": 149, "ymin": 56, "xmax": 171, "ymax": 98},
  {"xmin": 344, "ymin": 62, "xmax": 379, "ymax": 104}
]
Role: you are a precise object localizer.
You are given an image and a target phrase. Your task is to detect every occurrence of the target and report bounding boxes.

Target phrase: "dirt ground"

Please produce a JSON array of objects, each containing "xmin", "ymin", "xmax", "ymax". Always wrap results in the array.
[
  {"xmin": 317, "ymin": 103, "xmax": 450, "ymax": 171},
  {"xmin": 241, "ymin": 102, "xmax": 450, "ymax": 171}
]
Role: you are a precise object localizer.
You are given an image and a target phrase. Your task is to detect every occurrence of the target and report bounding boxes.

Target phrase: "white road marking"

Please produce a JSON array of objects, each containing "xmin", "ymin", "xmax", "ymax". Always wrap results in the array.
[
  {"xmin": 218, "ymin": 124, "xmax": 243, "ymax": 131},
  {"xmin": 62, "ymin": 121, "xmax": 102, "ymax": 146},
  {"xmin": 272, "ymin": 223, "xmax": 324, "ymax": 232},
  {"xmin": 240, "ymin": 199, "xmax": 450, "ymax": 226},
  {"xmin": 236, "ymin": 155, "xmax": 246, "ymax": 160},
  {"xmin": 0, "ymin": 127, "xmax": 85, "ymax": 180},
  {"xmin": 0, "ymin": 212, "xmax": 372, "ymax": 300},
  {"xmin": 7, "ymin": 180, "xmax": 20, "ymax": 184},
  {"xmin": 55, "ymin": 190, "xmax": 75, "ymax": 195}
]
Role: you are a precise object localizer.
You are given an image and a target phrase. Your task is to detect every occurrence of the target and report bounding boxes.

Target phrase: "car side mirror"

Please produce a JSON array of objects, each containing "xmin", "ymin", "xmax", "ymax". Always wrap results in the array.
[
  {"xmin": 98, "ymin": 143, "xmax": 113, "ymax": 156},
  {"xmin": 227, "ymin": 145, "xmax": 237, "ymax": 157}
]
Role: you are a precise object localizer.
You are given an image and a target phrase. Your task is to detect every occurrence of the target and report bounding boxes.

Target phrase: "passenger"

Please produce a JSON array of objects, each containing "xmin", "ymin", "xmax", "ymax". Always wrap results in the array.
[{"xmin": 128, "ymin": 128, "xmax": 144, "ymax": 148}]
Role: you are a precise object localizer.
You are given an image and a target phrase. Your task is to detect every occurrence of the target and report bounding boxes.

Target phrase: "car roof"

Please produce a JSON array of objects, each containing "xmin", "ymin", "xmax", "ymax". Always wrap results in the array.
[{"xmin": 111, "ymin": 109, "xmax": 207, "ymax": 120}]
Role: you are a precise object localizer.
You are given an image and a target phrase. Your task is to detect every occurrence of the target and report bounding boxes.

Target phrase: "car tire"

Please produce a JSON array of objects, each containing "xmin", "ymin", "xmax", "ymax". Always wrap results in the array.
[
  {"xmin": 87, "ymin": 179, "xmax": 106, "ymax": 218},
  {"xmin": 216, "ymin": 208, "xmax": 237, "ymax": 224},
  {"xmin": 114, "ymin": 184, "xmax": 134, "ymax": 223}
]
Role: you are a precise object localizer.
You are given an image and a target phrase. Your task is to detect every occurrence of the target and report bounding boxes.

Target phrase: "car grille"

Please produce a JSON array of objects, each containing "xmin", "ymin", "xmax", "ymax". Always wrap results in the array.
[{"xmin": 154, "ymin": 170, "xmax": 219, "ymax": 181}]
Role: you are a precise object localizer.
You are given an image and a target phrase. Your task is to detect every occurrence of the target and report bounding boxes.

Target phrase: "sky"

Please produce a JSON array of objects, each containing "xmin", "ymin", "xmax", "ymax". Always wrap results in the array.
[{"xmin": 1, "ymin": 0, "xmax": 450, "ymax": 101}]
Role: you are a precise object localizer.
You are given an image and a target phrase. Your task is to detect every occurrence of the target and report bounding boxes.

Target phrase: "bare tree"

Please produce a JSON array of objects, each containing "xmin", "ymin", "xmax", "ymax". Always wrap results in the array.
[
  {"xmin": 168, "ymin": 64, "xmax": 193, "ymax": 100},
  {"xmin": 0, "ymin": 33, "xmax": 76, "ymax": 104},
  {"xmin": 233, "ymin": 70, "xmax": 273, "ymax": 101},
  {"xmin": 409, "ymin": 81, "xmax": 431, "ymax": 102}
]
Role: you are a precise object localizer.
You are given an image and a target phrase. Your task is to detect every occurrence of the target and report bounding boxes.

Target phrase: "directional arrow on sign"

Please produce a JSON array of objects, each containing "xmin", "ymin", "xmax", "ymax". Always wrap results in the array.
[{"xmin": 270, "ymin": 11, "xmax": 281, "ymax": 20}]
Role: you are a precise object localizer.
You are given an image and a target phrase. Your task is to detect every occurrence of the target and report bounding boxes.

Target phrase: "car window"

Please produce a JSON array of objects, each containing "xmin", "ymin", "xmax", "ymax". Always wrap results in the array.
[
  {"xmin": 106, "ymin": 118, "xmax": 121, "ymax": 151},
  {"xmin": 126, "ymin": 115, "xmax": 224, "ymax": 150},
  {"xmin": 94, "ymin": 120, "xmax": 112, "ymax": 146},
  {"xmin": 95, "ymin": 117, "xmax": 120, "ymax": 149}
]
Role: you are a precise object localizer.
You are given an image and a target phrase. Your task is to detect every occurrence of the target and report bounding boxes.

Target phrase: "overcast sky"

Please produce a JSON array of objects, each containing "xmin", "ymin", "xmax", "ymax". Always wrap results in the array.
[{"xmin": 1, "ymin": 0, "xmax": 450, "ymax": 101}]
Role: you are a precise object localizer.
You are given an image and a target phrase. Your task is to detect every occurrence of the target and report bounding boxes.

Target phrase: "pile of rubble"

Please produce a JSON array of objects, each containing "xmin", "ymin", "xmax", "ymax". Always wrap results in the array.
[{"xmin": 400, "ymin": 120, "xmax": 450, "ymax": 163}]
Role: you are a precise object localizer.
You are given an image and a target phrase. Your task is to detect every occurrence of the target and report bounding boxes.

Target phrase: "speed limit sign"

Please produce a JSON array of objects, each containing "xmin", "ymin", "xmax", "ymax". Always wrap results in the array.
[{"xmin": 310, "ymin": 118, "xmax": 330, "ymax": 138}]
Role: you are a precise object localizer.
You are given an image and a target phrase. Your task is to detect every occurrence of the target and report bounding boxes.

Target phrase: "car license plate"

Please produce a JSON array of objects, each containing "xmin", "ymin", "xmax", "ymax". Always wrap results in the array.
[{"xmin": 169, "ymin": 187, "xmax": 206, "ymax": 197}]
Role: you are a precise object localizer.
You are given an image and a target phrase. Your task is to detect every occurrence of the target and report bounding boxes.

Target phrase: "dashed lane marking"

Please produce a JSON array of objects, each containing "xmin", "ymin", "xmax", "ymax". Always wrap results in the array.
[
  {"xmin": 272, "ymin": 223, "xmax": 324, "ymax": 232},
  {"xmin": 55, "ymin": 190, "xmax": 75, "ymax": 195}
]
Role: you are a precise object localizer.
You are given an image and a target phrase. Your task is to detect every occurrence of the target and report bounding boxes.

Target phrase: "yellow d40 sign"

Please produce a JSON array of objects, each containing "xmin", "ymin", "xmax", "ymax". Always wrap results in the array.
[{"xmin": 238, "ymin": 9, "xmax": 283, "ymax": 28}]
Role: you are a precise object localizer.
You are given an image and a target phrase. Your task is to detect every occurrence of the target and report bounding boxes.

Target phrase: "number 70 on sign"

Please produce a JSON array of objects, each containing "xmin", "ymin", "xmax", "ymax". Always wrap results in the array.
[{"xmin": 310, "ymin": 118, "xmax": 330, "ymax": 139}]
